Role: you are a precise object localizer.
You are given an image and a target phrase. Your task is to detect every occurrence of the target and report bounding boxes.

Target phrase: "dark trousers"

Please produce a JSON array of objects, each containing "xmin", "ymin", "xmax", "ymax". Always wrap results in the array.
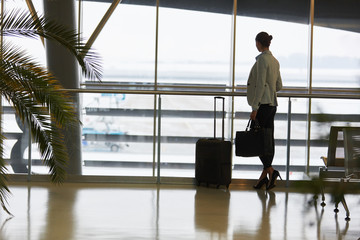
[{"xmin": 253, "ymin": 104, "xmax": 277, "ymax": 169}]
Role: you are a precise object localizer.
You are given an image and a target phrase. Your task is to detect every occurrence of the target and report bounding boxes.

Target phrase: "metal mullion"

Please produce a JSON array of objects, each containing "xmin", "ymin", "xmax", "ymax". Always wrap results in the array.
[
  {"xmin": 230, "ymin": 0, "xmax": 237, "ymax": 145},
  {"xmin": 306, "ymin": 0, "xmax": 315, "ymax": 175},
  {"xmin": 286, "ymin": 97, "xmax": 292, "ymax": 186},
  {"xmin": 25, "ymin": 0, "xmax": 45, "ymax": 46},
  {"xmin": 152, "ymin": 0, "xmax": 160, "ymax": 177},
  {"xmin": 78, "ymin": 0, "xmax": 83, "ymax": 44}
]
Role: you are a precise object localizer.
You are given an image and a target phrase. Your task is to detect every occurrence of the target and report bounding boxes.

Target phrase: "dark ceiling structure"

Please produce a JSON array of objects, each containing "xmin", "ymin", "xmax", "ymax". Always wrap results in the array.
[{"xmin": 83, "ymin": 0, "xmax": 360, "ymax": 33}]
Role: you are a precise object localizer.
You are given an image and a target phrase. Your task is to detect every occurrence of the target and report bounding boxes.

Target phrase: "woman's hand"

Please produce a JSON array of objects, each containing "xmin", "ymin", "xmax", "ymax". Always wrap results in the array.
[{"xmin": 250, "ymin": 110, "xmax": 257, "ymax": 120}]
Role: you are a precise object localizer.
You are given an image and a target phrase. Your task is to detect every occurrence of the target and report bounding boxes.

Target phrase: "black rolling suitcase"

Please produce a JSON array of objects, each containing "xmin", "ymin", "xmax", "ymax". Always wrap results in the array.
[{"xmin": 195, "ymin": 97, "xmax": 232, "ymax": 189}]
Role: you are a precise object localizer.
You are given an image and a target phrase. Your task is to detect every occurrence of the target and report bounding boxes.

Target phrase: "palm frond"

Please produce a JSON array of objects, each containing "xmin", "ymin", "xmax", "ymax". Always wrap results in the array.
[
  {"xmin": 1, "ymin": 43, "xmax": 79, "ymax": 183},
  {"xmin": 1, "ymin": 9, "xmax": 103, "ymax": 81},
  {"xmin": 0, "ymin": 6, "xmax": 103, "ymax": 215},
  {"xmin": 1, "ymin": 42, "xmax": 77, "ymax": 121}
]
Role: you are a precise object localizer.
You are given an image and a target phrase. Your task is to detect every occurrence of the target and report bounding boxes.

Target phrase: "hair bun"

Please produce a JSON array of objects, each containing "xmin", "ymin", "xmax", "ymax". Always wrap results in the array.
[{"xmin": 255, "ymin": 32, "xmax": 273, "ymax": 47}]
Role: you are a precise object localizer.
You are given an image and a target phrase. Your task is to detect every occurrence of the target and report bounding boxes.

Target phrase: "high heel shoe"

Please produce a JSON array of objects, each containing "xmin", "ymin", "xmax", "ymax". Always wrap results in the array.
[
  {"xmin": 267, "ymin": 170, "xmax": 282, "ymax": 190},
  {"xmin": 253, "ymin": 177, "xmax": 269, "ymax": 189}
]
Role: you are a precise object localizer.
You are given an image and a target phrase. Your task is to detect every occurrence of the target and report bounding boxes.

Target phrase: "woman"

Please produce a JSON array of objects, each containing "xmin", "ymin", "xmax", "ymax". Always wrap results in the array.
[{"xmin": 247, "ymin": 32, "xmax": 283, "ymax": 190}]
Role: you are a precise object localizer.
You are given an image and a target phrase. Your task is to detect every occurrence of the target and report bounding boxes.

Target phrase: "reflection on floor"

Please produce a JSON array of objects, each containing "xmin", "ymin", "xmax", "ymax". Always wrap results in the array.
[{"xmin": 1, "ymin": 182, "xmax": 359, "ymax": 240}]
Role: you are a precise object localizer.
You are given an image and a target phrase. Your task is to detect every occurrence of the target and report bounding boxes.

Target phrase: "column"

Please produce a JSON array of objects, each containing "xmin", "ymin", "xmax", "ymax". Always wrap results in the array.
[{"xmin": 43, "ymin": 0, "xmax": 82, "ymax": 175}]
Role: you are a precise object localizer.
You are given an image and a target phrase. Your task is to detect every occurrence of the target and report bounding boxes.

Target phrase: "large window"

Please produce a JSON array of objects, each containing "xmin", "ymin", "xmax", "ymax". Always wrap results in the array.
[
  {"xmin": 81, "ymin": 93, "xmax": 156, "ymax": 176},
  {"xmin": 309, "ymin": 2, "xmax": 360, "ymax": 173},
  {"xmin": 2, "ymin": 0, "xmax": 359, "ymax": 181},
  {"xmin": 82, "ymin": 1, "xmax": 157, "ymax": 84},
  {"xmin": 157, "ymin": 4, "xmax": 233, "ymax": 85},
  {"xmin": 313, "ymin": 1, "xmax": 360, "ymax": 88},
  {"xmin": 234, "ymin": 0, "xmax": 311, "ymax": 178},
  {"xmin": 3, "ymin": 0, "xmax": 45, "ymax": 174},
  {"xmin": 235, "ymin": 17, "xmax": 310, "ymax": 87},
  {"xmin": 312, "ymin": 27, "xmax": 360, "ymax": 88},
  {"xmin": 156, "ymin": 2, "xmax": 233, "ymax": 178},
  {"xmin": 79, "ymin": 1, "xmax": 157, "ymax": 176},
  {"xmin": 235, "ymin": 0, "xmax": 311, "ymax": 88}
]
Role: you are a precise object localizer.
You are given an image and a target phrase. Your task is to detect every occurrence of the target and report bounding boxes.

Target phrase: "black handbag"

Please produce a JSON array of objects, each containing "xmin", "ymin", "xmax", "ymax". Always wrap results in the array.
[{"xmin": 235, "ymin": 119, "xmax": 273, "ymax": 157}]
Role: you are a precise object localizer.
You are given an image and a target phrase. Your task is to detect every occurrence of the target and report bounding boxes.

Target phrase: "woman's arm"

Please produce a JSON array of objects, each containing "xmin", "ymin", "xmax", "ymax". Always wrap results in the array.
[{"xmin": 251, "ymin": 57, "xmax": 267, "ymax": 111}]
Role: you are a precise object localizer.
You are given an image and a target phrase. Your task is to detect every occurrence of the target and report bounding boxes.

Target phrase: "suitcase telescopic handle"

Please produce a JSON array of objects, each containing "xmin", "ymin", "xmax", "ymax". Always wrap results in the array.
[{"xmin": 214, "ymin": 97, "xmax": 225, "ymax": 140}]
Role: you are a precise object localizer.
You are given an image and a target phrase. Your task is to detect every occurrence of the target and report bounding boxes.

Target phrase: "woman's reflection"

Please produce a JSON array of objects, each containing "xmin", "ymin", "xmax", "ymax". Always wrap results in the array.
[
  {"xmin": 255, "ymin": 190, "xmax": 276, "ymax": 240},
  {"xmin": 233, "ymin": 190, "xmax": 276, "ymax": 240}
]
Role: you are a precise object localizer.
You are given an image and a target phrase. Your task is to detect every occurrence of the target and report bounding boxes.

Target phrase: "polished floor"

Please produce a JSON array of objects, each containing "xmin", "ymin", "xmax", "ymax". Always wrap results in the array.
[{"xmin": 0, "ymin": 182, "xmax": 359, "ymax": 240}]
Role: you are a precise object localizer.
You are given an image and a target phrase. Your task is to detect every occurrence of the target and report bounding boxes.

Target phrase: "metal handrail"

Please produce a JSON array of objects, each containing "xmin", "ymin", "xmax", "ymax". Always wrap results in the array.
[
  {"xmin": 82, "ymin": 83, "xmax": 235, "ymax": 90},
  {"xmin": 81, "ymin": 83, "xmax": 360, "ymax": 94},
  {"xmin": 64, "ymin": 87, "xmax": 360, "ymax": 99}
]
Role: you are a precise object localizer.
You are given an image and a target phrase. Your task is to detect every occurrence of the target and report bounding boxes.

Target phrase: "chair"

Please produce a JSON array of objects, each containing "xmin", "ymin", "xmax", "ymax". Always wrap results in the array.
[
  {"xmin": 317, "ymin": 126, "xmax": 360, "ymax": 221},
  {"xmin": 319, "ymin": 126, "xmax": 346, "ymax": 178},
  {"xmin": 343, "ymin": 128, "xmax": 360, "ymax": 178}
]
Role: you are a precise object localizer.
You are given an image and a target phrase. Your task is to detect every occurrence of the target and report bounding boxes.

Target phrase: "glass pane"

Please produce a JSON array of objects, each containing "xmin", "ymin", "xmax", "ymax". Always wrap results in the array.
[
  {"xmin": 287, "ymin": 98, "xmax": 311, "ymax": 179},
  {"xmin": 4, "ymin": 0, "xmax": 46, "ymax": 66},
  {"xmin": 158, "ymin": 2, "xmax": 233, "ymax": 86},
  {"xmin": 82, "ymin": 1, "xmax": 157, "ymax": 84},
  {"xmin": 312, "ymin": 26, "xmax": 360, "ymax": 88},
  {"xmin": 81, "ymin": 93, "xmax": 155, "ymax": 176},
  {"xmin": 234, "ymin": 1, "xmax": 311, "ymax": 179},
  {"xmin": 3, "ymin": 1, "xmax": 46, "ymax": 175},
  {"xmin": 235, "ymin": 1, "xmax": 310, "ymax": 88},
  {"xmin": 309, "ymin": 99, "xmax": 360, "ymax": 170},
  {"xmin": 3, "ymin": 111, "xmax": 26, "ymax": 173},
  {"xmin": 233, "ymin": 97, "xmax": 307, "ymax": 180},
  {"xmin": 159, "ymin": 95, "xmax": 232, "ymax": 178},
  {"xmin": 233, "ymin": 96, "xmax": 259, "ymax": 179},
  {"xmin": 313, "ymin": 1, "xmax": 360, "ymax": 88},
  {"xmin": 2, "ymin": 107, "xmax": 47, "ymax": 175}
]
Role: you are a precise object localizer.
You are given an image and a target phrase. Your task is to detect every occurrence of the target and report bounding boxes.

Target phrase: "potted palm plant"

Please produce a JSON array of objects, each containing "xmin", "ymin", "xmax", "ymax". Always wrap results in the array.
[{"xmin": 0, "ymin": 9, "xmax": 102, "ymax": 214}]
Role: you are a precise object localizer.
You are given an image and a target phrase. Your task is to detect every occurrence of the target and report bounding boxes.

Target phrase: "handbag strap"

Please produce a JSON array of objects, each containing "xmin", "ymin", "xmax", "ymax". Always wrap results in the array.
[
  {"xmin": 246, "ymin": 119, "xmax": 261, "ymax": 131},
  {"xmin": 246, "ymin": 119, "xmax": 251, "ymax": 131}
]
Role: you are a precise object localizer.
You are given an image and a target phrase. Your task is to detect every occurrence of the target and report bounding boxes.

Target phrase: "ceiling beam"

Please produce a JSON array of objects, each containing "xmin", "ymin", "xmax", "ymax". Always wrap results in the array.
[
  {"xmin": 25, "ymin": 0, "xmax": 45, "ymax": 46},
  {"xmin": 82, "ymin": 0, "xmax": 122, "ymax": 57}
]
